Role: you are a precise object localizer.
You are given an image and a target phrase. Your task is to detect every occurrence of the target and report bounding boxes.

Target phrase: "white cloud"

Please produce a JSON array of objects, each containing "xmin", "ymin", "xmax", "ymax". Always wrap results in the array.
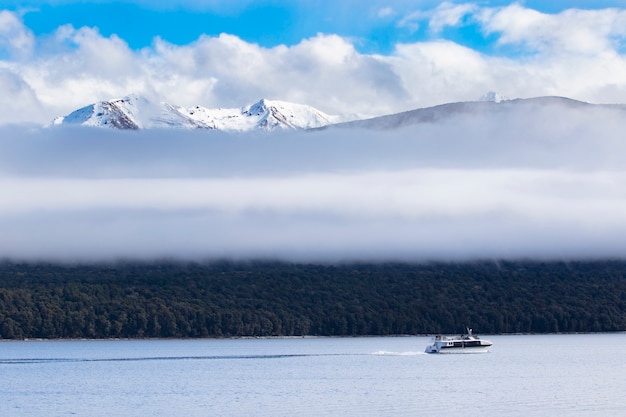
[
  {"xmin": 428, "ymin": 2, "xmax": 478, "ymax": 33},
  {"xmin": 0, "ymin": 9, "xmax": 34, "ymax": 58},
  {"xmin": 0, "ymin": 68, "xmax": 43, "ymax": 122},
  {"xmin": 391, "ymin": 40, "xmax": 492, "ymax": 106},
  {"xmin": 478, "ymin": 4, "xmax": 626, "ymax": 55},
  {"xmin": 397, "ymin": 2, "xmax": 477, "ymax": 34},
  {"xmin": 53, "ymin": 25, "xmax": 138, "ymax": 78}
]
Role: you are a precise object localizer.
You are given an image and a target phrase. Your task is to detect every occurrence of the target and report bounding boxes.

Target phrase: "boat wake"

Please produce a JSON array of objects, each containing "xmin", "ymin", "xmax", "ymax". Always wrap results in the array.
[
  {"xmin": 0, "ymin": 354, "xmax": 318, "ymax": 364},
  {"xmin": 371, "ymin": 350, "xmax": 425, "ymax": 356},
  {"xmin": 0, "ymin": 353, "xmax": 383, "ymax": 365},
  {"xmin": 1, "ymin": 350, "xmax": 430, "ymax": 364}
]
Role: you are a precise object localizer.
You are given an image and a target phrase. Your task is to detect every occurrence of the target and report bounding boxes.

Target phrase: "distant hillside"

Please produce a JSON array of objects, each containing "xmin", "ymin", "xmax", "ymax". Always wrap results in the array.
[
  {"xmin": 325, "ymin": 96, "xmax": 626, "ymax": 130},
  {"xmin": 1, "ymin": 260, "xmax": 625, "ymax": 339}
]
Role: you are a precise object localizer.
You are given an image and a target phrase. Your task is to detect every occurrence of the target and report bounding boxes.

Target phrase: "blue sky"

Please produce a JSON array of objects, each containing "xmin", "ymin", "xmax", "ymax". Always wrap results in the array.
[
  {"xmin": 7, "ymin": 0, "xmax": 626, "ymax": 53},
  {"xmin": 2, "ymin": 1, "xmax": 626, "ymax": 123}
]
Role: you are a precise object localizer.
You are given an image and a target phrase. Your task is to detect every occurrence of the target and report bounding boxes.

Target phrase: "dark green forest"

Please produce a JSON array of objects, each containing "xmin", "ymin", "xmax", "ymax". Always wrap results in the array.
[{"xmin": 1, "ymin": 260, "xmax": 626, "ymax": 339}]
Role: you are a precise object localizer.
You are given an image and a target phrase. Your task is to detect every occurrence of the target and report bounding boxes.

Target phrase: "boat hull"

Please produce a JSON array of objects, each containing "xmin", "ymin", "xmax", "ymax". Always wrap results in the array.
[
  {"xmin": 424, "ymin": 328, "xmax": 492, "ymax": 354},
  {"xmin": 427, "ymin": 345, "xmax": 491, "ymax": 354}
]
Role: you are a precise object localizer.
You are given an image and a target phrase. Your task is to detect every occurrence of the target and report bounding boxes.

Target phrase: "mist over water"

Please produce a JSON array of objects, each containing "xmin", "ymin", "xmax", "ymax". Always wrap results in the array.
[{"xmin": 2, "ymin": 102, "xmax": 626, "ymax": 262}]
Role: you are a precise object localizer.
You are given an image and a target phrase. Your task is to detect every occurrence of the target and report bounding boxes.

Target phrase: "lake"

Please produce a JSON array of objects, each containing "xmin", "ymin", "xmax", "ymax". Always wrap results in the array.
[{"xmin": 1, "ymin": 334, "xmax": 625, "ymax": 416}]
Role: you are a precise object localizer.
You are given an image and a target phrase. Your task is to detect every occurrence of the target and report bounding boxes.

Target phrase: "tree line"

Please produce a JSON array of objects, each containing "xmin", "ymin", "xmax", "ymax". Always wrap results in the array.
[{"xmin": 1, "ymin": 260, "xmax": 626, "ymax": 339}]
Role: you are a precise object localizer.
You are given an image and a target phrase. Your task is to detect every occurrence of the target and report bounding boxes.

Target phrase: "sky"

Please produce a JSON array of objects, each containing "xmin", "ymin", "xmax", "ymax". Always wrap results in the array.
[
  {"xmin": 2, "ymin": 1, "xmax": 626, "ymax": 123},
  {"xmin": 3, "ymin": 1, "xmax": 626, "ymax": 262}
]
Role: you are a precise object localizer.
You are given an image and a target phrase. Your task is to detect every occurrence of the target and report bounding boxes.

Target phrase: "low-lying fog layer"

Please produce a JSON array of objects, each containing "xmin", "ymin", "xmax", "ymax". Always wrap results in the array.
[{"xmin": 2, "ymin": 104, "xmax": 626, "ymax": 261}]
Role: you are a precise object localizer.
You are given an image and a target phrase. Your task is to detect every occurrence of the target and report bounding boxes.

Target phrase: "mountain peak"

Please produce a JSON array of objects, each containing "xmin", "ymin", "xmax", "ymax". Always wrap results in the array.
[{"xmin": 244, "ymin": 98, "xmax": 274, "ymax": 116}]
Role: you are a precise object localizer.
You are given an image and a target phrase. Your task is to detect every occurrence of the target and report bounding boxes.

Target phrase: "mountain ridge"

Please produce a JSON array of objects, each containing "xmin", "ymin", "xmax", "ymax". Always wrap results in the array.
[
  {"xmin": 51, "ymin": 93, "xmax": 626, "ymax": 132},
  {"xmin": 323, "ymin": 96, "xmax": 626, "ymax": 131}
]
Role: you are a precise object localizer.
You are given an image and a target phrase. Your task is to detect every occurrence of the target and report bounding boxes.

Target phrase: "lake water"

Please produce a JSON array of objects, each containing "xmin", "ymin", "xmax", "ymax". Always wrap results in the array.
[{"xmin": 1, "ymin": 334, "xmax": 625, "ymax": 416}]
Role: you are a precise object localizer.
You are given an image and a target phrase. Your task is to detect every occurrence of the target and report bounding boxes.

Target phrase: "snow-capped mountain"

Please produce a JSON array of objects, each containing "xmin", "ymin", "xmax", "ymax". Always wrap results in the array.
[{"xmin": 52, "ymin": 95, "xmax": 344, "ymax": 131}]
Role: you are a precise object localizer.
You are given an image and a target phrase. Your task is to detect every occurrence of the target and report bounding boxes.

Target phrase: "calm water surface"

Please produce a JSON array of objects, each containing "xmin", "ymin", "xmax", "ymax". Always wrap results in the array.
[{"xmin": 1, "ymin": 334, "xmax": 625, "ymax": 416}]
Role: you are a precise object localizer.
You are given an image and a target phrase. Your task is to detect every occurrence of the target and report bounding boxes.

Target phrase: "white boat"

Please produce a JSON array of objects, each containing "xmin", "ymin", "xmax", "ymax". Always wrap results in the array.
[{"xmin": 425, "ymin": 328, "xmax": 492, "ymax": 354}]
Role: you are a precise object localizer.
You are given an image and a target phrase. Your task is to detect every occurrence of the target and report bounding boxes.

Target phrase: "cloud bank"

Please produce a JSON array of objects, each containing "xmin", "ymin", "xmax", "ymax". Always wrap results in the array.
[
  {"xmin": 2, "ymin": 3, "xmax": 626, "ymax": 124},
  {"xmin": 2, "ymin": 102, "xmax": 626, "ymax": 262}
]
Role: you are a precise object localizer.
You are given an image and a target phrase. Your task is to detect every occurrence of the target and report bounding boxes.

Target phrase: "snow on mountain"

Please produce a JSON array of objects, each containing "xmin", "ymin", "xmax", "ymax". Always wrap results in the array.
[
  {"xmin": 182, "ymin": 98, "xmax": 344, "ymax": 131},
  {"xmin": 52, "ymin": 96, "xmax": 343, "ymax": 132},
  {"xmin": 53, "ymin": 95, "xmax": 143, "ymax": 129}
]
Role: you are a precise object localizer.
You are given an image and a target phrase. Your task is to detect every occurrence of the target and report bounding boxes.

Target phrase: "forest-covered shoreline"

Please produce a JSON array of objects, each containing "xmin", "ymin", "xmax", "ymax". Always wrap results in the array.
[{"xmin": 2, "ymin": 260, "xmax": 626, "ymax": 339}]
